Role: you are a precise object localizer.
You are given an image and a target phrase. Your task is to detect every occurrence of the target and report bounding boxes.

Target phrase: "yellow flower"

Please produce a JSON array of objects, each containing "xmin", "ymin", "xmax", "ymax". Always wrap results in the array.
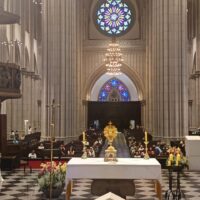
[{"xmin": 61, "ymin": 163, "xmax": 67, "ymax": 172}]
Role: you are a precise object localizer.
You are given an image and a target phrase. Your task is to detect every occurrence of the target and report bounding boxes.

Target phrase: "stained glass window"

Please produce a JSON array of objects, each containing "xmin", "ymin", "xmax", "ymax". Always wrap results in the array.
[
  {"xmin": 95, "ymin": 0, "xmax": 134, "ymax": 36},
  {"xmin": 98, "ymin": 78, "xmax": 130, "ymax": 101}
]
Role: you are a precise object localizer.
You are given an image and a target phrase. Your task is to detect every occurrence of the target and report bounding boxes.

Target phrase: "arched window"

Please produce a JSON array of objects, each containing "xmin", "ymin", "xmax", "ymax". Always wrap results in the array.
[
  {"xmin": 98, "ymin": 78, "xmax": 130, "ymax": 102},
  {"xmin": 94, "ymin": 0, "xmax": 134, "ymax": 36}
]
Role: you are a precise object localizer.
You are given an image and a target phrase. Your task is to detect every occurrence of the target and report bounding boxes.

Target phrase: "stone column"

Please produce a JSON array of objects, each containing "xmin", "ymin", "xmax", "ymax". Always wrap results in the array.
[
  {"xmin": 197, "ymin": 0, "xmax": 200, "ymax": 71},
  {"xmin": 196, "ymin": 1, "xmax": 200, "ymax": 127},
  {"xmin": 41, "ymin": 0, "xmax": 84, "ymax": 141},
  {"xmin": 145, "ymin": 0, "xmax": 188, "ymax": 138}
]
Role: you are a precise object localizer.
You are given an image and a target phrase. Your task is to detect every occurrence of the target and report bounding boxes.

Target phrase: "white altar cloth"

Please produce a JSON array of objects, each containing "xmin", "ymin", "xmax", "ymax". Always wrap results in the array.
[
  {"xmin": 65, "ymin": 158, "xmax": 162, "ymax": 199},
  {"xmin": 185, "ymin": 135, "xmax": 200, "ymax": 170},
  {"xmin": 66, "ymin": 157, "xmax": 161, "ymax": 184}
]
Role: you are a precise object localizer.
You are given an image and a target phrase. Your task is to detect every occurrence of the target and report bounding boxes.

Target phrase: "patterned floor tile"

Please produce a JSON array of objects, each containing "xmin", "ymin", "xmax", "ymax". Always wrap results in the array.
[{"xmin": 0, "ymin": 169, "xmax": 200, "ymax": 200}]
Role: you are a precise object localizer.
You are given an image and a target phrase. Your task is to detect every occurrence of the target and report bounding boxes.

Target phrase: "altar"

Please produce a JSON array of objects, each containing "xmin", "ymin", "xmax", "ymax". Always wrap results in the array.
[
  {"xmin": 185, "ymin": 135, "xmax": 200, "ymax": 170},
  {"xmin": 65, "ymin": 158, "xmax": 162, "ymax": 200}
]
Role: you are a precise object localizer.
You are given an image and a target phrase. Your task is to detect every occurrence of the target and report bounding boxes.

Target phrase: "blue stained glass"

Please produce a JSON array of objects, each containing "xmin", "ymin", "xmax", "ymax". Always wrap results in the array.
[
  {"xmin": 96, "ymin": 0, "xmax": 133, "ymax": 36},
  {"xmin": 122, "ymin": 91, "xmax": 128, "ymax": 97},
  {"xmin": 111, "ymin": 79, "xmax": 118, "ymax": 87},
  {"xmin": 98, "ymin": 78, "xmax": 130, "ymax": 102}
]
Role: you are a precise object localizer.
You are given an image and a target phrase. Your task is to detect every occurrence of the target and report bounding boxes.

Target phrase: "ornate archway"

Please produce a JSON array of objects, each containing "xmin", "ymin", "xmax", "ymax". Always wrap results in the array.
[
  {"xmin": 83, "ymin": 63, "xmax": 145, "ymax": 128},
  {"xmin": 83, "ymin": 62, "xmax": 145, "ymax": 101}
]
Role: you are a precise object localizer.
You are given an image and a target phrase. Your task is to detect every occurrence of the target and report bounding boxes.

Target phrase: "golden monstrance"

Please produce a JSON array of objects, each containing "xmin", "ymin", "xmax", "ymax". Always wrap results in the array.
[{"xmin": 103, "ymin": 121, "xmax": 118, "ymax": 162}]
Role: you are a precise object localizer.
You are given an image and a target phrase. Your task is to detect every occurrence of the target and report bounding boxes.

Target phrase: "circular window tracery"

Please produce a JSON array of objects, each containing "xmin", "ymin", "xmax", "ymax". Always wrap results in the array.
[{"xmin": 95, "ymin": 0, "xmax": 134, "ymax": 36}]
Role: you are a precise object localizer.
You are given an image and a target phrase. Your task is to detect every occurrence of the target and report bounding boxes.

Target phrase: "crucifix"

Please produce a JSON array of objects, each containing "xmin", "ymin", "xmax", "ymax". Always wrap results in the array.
[{"xmin": 46, "ymin": 99, "xmax": 60, "ymax": 200}]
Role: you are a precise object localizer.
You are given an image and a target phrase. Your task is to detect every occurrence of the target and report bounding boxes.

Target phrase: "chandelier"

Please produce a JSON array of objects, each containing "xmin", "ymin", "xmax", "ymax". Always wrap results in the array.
[{"xmin": 104, "ymin": 40, "xmax": 123, "ymax": 75}]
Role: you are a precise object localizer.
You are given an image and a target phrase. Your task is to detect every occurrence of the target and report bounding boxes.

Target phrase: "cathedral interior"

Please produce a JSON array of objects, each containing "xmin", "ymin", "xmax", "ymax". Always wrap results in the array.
[{"xmin": 0, "ymin": 0, "xmax": 200, "ymax": 200}]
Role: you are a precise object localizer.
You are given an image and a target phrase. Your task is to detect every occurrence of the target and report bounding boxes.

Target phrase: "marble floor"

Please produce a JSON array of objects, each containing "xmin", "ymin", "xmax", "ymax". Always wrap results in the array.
[{"xmin": 0, "ymin": 169, "xmax": 200, "ymax": 200}]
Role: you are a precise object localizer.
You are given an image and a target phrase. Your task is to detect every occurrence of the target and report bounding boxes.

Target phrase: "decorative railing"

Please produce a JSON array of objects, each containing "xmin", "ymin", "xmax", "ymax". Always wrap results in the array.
[{"xmin": 0, "ymin": 62, "xmax": 21, "ymax": 100}]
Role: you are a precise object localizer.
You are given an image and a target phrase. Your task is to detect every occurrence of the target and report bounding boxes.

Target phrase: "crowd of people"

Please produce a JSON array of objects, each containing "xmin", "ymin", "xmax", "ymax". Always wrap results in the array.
[
  {"xmin": 18, "ymin": 121, "xmax": 186, "ymax": 164},
  {"xmin": 124, "ymin": 123, "xmax": 185, "ymax": 159},
  {"xmin": 128, "ymin": 136, "xmax": 164, "ymax": 158},
  {"xmin": 25, "ymin": 127, "xmax": 104, "ymax": 160},
  {"xmin": 127, "ymin": 135, "xmax": 185, "ymax": 159}
]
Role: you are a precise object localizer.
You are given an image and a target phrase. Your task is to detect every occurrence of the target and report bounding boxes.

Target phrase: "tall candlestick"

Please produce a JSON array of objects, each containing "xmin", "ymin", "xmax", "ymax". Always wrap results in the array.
[
  {"xmin": 144, "ymin": 141, "xmax": 149, "ymax": 159},
  {"xmin": 82, "ymin": 132, "xmax": 87, "ymax": 159},
  {"xmin": 145, "ymin": 131, "xmax": 148, "ymax": 142},
  {"xmin": 83, "ymin": 131, "xmax": 85, "ymax": 141}
]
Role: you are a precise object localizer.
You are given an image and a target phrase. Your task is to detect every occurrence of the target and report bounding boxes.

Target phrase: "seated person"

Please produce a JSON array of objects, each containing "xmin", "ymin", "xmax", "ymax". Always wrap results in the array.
[
  {"xmin": 28, "ymin": 126, "xmax": 32, "ymax": 134},
  {"xmin": 134, "ymin": 151, "xmax": 141, "ymax": 158},
  {"xmin": 59, "ymin": 144, "xmax": 66, "ymax": 158},
  {"xmin": 67, "ymin": 146, "xmax": 75, "ymax": 156},
  {"xmin": 88, "ymin": 147, "xmax": 95, "ymax": 157},
  {"xmin": 138, "ymin": 144, "xmax": 145, "ymax": 152},
  {"xmin": 15, "ymin": 130, "xmax": 19, "ymax": 140},
  {"xmin": 28, "ymin": 150, "xmax": 37, "ymax": 159},
  {"xmin": 129, "ymin": 120, "xmax": 135, "ymax": 130},
  {"xmin": 148, "ymin": 147, "xmax": 155, "ymax": 157},
  {"xmin": 38, "ymin": 143, "xmax": 45, "ymax": 150},
  {"xmin": 21, "ymin": 134, "xmax": 25, "ymax": 140},
  {"xmin": 10, "ymin": 130, "xmax": 15, "ymax": 140},
  {"xmin": 12, "ymin": 130, "xmax": 19, "ymax": 144},
  {"xmin": 154, "ymin": 145, "xmax": 162, "ymax": 156},
  {"xmin": 37, "ymin": 143, "xmax": 45, "ymax": 159}
]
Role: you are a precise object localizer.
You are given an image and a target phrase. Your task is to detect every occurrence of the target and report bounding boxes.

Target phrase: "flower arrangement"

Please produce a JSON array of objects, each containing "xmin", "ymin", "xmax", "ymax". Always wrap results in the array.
[
  {"xmin": 166, "ymin": 147, "xmax": 188, "ymax": 168},
  {"xmin": 38, "ymin": 161, "xmax": 67, "ymax": 191}
]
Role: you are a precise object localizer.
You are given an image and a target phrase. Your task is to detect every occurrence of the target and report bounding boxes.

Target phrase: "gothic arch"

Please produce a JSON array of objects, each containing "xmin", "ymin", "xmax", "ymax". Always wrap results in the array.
[{"xmin": 84, "ymin": 63, "xmax": 145, "ymax": 101}]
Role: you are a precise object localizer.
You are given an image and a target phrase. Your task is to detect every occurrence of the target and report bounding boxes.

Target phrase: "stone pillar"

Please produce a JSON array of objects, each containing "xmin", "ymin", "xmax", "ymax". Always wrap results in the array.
[
  {"xmin": 145, "ymin": 0, "xmax": 188, "ymax": 138},
  {"xmin": 191, "ymin": 0, "xmax": 200, "ymax": 129},
  {"xmin": 42, "ymin": 0, "xmax": 84, "ymax": 141},
  {"xmin": 196, "ymin": 0, "xmax": 200, "ymax": 127},
  {"xmin": 197, "ymin": 0, "xmax": 200, "ymax": 71}
]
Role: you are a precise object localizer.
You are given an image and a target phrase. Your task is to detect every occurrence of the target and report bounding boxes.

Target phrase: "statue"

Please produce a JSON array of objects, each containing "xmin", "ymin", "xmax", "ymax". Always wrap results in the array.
[{"xmin": 104, "ymin": 121, "xmax": 118, "ymax": 162}]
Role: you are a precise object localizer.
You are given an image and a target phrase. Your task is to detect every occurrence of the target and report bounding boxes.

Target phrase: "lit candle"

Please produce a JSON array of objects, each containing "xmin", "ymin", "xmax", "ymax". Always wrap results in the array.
[
  {"xmin": 169, "ymin": 153, "xmax": 173, "ymax": 161},
  {"xmin": 145, "ymin": 131, "xmax": 148, "ymax": 142},
  {"xmin": 83, "ymin": 132, "xmax": 85, "ymax": 141},
  {"xmin": 176, "ymin": 153, "xmax": 181, "ymax": 161},
  {"xmin": 176, "ymin": 159, "xmax": 179, "ymax": 166}
]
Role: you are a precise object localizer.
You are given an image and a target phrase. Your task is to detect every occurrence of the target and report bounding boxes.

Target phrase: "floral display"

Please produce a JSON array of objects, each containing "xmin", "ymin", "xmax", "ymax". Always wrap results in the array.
[
  {"xmin": 166, "ymin": 147, "xmax": 188, "ymax": 168},
  {"xmin": 38, "ymin": 161, "xmax": 67, "ymax": 191}
]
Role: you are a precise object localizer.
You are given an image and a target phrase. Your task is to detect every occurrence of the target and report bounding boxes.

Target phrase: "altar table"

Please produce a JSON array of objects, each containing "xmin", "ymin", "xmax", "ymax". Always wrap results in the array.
[
  {"xmin": 185, "ymin": 135, "xmax": 200, "ymax": 170},
  {"xmin": 65, "ymin": 157, "xmax": 162, "ymax": 200}
]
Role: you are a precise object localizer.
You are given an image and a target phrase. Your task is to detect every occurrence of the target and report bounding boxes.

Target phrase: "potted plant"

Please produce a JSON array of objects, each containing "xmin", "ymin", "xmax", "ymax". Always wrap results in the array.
[{"xmin": 38, "ymin": 161, "xmax": 67, "ymax": 198}]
